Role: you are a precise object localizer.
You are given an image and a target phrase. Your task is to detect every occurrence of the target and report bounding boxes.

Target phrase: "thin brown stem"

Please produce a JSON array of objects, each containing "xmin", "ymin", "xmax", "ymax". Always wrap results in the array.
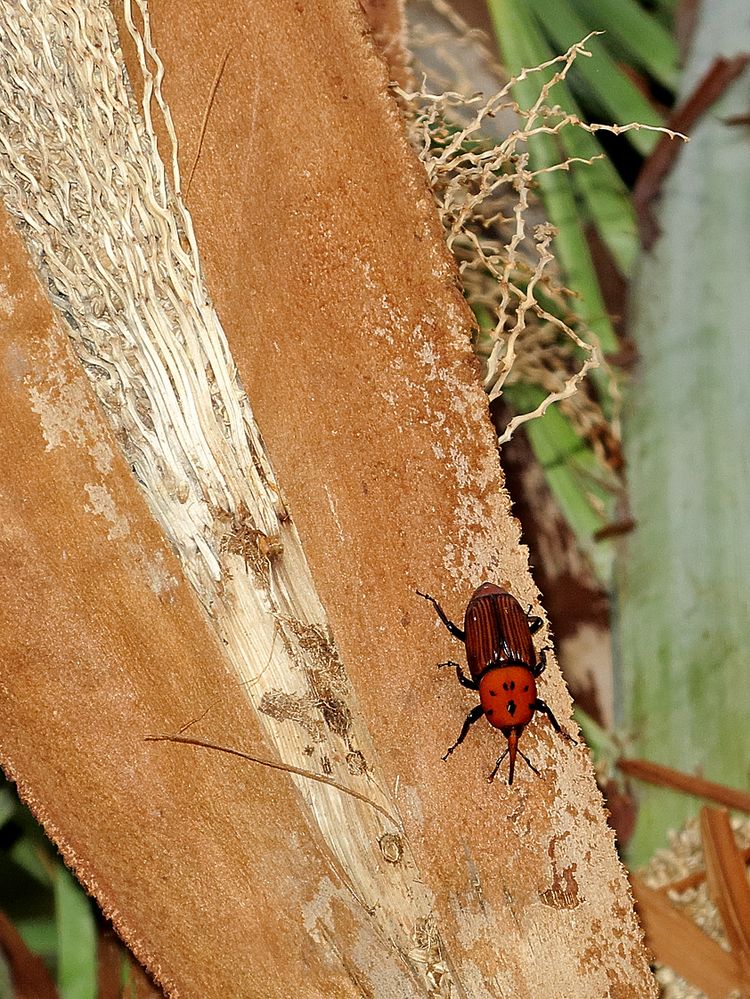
[
  {"xmin": 661, "ymin": 845, "xmax": 750, "ymax": 895},
  {"xmin": 184, "ymin": 45, "xmax": 231, "ymax": 197},
  {"xmin": 619, "ymin": 757, "xmax": 750, "ymax": 813},
  {"xmin": 146, "ymin": 733, "xmax": 400, "ymax": 828}
]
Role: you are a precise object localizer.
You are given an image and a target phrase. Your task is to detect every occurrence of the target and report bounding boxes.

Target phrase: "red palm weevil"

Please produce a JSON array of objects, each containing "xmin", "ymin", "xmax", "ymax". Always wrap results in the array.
[{"xmin": 417, "ymin": 582, "xmax": 575, "ymax": 784}]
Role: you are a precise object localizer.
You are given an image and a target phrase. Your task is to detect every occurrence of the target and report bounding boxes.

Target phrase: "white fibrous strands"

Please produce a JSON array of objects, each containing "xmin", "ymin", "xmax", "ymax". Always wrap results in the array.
[{"xmin": 399, "ymin": 34, "xmax": 681, "ymax": 444}]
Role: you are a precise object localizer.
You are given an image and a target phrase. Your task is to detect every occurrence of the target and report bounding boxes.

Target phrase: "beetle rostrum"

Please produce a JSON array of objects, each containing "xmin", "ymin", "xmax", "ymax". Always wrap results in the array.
[{"xmin": 417, "ymin": 582, "xmax": 575, "ymax": 784}]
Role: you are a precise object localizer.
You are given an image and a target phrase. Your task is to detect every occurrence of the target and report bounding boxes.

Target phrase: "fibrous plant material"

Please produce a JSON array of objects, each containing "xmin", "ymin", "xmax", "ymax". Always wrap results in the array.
[
  {"xmin": 361, "ymin": 0, "xmax": 413, "ymax": 88},
  {"xmin": 399, "ymin": 35, "xmax": 680, "ymax": 445},
  {"xmin": 407, "ymin": 0, "xmax": 510, "ymax": 103},
  {"xmin": 636, "ymin": 811, "xmax": 750, "ymax": 998},
  {"xmin": 0, "ymin": 0, "xmax": 448, "ymax": 991}
]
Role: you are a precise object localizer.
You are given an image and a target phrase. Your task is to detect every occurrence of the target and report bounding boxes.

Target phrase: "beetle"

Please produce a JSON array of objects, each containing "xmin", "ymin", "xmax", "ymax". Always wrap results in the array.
[{"xmin": 417, "ymin": 582, "xmax": 575, "ymax": 784}]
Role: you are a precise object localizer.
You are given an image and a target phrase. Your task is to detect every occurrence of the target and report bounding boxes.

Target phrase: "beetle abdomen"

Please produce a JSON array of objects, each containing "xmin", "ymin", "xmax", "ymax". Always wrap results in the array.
[{"xmin": 463, "ymin": 584, "xmax": 537, "ymax": 679}]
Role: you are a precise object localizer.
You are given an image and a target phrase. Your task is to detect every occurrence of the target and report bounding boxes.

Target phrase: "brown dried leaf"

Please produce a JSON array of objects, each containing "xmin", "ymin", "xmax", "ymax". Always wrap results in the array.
[
  {"xmin": 661, "ymin": 844, "xmax": 750, "ymax": 895},
  {"xmin": 701, "ymin": 807, "xmax": 750, "ymax": 979},
  {"xmin": 634, "ymin": 54, "xmax": 750, "ymax": 246},
  {"xmin": 0, "ymin": 911, "xmax": 58, "ymax": 999},
  {"xmin": 631, "ymin": 875, "xmax": 747, "ymax": 999},
  {"xmin": 619, "ymin": 758, "xmax": 750, "ymax": 813}
]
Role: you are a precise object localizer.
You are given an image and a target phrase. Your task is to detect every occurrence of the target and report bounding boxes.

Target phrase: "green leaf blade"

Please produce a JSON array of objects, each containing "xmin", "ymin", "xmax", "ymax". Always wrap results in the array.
[{"xmin": 54, "ymin": 864, "xmax": 97, "ymax": 999}]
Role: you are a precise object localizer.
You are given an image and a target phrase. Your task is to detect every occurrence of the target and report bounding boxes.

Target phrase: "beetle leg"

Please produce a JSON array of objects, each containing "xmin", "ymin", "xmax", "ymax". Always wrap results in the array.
[
  {"xmin": 532, "ymin": 646, "xmax": 550, "ymax": 677},
  {"xmin": 526, "ymin": 605, "xmax": 544, "ymax": 635},
  {"xmin": 442, "ymin": 704, "xmax": 484, "ymax": 760},
  {"xmin": 533, "ymin": 698, "xmax": 577, "ymax": 744},
  {"xmin": 456, "ymin": 666, "xmax": 478, "ymax": 691},
  {"xmin": 451, "ymin": 663, "xmax": 478, "ymax": 690},
  {"xmin": 417, "ymin": 590, "xmax": 465, "ymax": 642},
  {"xmin": 438, "ymin": 660, "xmax": 478, "ymax": 690},
  {"xmin": 437, "ymin": 660, "xmax": 477, "ymax": 689}
]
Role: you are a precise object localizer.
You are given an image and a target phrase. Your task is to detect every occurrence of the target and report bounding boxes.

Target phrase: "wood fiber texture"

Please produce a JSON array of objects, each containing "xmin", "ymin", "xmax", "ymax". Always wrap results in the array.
[
  {"xmin": 113, "ymin": 1, "xmax": 658, "ymax": 997},
  {"xmin": 0, "ymin": 207, "xmax": 372, "ymax": 997},
  {"xmin": 0, "ymin": 0, "xmax": 657, "ymax": 996}
]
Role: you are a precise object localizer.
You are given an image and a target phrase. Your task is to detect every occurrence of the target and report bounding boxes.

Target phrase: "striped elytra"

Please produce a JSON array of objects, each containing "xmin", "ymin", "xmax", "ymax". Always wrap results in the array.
[{"xmin": 463, "ymin": 582, "xmax": 536, "ymax": 679}]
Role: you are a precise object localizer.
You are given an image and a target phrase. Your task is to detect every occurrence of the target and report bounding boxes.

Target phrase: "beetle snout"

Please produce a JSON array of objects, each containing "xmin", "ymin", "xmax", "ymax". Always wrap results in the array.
[{"xmin": 507, "ymin": 727, "xmax": 519, "ymax": 784}]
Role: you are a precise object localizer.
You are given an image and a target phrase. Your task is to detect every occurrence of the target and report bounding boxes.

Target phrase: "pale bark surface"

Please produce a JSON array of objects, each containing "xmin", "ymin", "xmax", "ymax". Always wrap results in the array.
[{"xmin": 0, "ymin": 1, "xmax": 656, "ymax": 996}]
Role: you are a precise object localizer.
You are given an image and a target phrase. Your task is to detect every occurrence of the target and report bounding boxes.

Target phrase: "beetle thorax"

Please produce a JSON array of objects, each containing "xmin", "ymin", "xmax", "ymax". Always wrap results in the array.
[{"xmin": 478, "ymin": 665, "xmax": 537, "ymax": 730}]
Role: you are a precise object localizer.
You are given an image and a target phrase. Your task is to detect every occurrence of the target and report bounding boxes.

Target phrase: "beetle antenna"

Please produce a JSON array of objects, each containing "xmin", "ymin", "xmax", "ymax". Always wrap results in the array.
[
  {"xmin": 487, "ymin": 748, "xmax": 509, "ymax": 783},
  {"xmin": 488, "ymin": 747, "xmax": 541, "ymax": 783},
  {"xmin": 518, "ymin": 749, "xmax": 540, "ymax": 776}
]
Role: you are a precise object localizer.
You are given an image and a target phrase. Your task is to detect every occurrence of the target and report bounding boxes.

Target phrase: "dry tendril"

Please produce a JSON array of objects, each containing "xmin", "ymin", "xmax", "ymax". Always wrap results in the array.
[{"xmin": 399, "ymin": 33, "xmax": 684, "ymax": 444}]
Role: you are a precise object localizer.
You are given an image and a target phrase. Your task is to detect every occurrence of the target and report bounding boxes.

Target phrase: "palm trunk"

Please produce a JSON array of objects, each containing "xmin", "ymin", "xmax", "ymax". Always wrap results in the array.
[{"xmin": 0, "ymin": 1, "xmax": 656, "ymax": 995}]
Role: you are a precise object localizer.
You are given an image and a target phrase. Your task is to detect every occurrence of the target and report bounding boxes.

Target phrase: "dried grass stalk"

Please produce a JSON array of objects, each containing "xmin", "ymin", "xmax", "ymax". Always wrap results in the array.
[{"xmin": 637, "ymin": 813, "xmax": 750, "ymax": 998}]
